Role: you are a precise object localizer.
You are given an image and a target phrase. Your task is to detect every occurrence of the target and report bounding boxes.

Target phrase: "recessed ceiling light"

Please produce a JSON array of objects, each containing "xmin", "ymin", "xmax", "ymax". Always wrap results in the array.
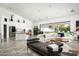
[
  {"xmin": 48, "ymin": 5, "xmax": 52, "ymax": 8},
  {"xmin": 70, "ymin": 9, "xmax": 75, "ymax": 13},
  {"xmin": 9, "ymin": 7, "xmax": 12, "ymax": 10}
]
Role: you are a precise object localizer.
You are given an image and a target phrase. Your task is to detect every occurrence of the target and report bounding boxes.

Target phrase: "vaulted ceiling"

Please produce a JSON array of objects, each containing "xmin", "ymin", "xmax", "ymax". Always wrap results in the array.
[{"xmin": 0, "ymin": 3, "xmax": 79, "ymax": 23}]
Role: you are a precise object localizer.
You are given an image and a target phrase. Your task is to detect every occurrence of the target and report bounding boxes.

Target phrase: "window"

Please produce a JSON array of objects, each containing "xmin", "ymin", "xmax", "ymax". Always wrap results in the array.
[
  {"xmin": 40, "ymin": 21, "xmax": 70, "ymax": 33},
  {"xmin": 10, "ymin": 15, "xmax": 13, "ymax": 21},
  {"xmin": 23, "ymin": 20, "xmax": 25, "ymax": 23},
  {"xmin": 11, "ymin": 18, "xmax": 13, "ymax": 21},
  {"xmin": 18, "ymin": 20, "xmax": 20, "ymax": 23},
  {"xmin": 4, "ymin": 18, "xmax": 7, "ymax": 22}
]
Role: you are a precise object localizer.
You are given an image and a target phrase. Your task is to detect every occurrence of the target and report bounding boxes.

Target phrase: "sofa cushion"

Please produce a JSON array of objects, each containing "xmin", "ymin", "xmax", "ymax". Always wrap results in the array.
[
  {"xmin": 28, "ymin": 42, "xmax": 49, "ymax": 54},
  {"xmin": 27, "ymin": 38, "xmax": 39, "ymax": 43}
]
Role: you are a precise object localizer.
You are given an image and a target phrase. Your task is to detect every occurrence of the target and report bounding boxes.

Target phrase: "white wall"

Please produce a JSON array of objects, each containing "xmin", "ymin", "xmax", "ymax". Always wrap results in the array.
[
  {"xmin": 0, "ymin": 17, "xmax": 1, "ymax": 33},
  {"xmin": 35, "ymin": 13, "xmax": 79, "ymax": 32},
  {"xmin": 0, "ymin": 6, "xmax": 33, "ymax": 40}
]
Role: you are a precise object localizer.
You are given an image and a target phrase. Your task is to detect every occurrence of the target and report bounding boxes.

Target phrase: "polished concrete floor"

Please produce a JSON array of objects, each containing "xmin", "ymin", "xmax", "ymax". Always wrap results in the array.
[
  {"xmin": 0, "ymin": 39, "xmax": 39, "ymax": 56},
  {"xmin": 0, "ymin": 38, "xmax": 79, "ymax": 56},
  {"xmin": 0, "ymin": 39, "xmax": 70, "ymax": 56}
]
